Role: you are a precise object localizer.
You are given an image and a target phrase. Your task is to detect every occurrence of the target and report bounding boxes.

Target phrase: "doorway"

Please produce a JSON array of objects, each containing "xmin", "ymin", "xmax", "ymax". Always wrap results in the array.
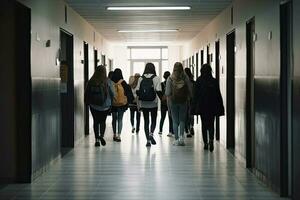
[
  {"xmin": 60, "ymin": 29, "xmax": 74, "ymax": 155},
  {"xmin": 215, "ymin": 40, "xmax": 220, "ymax": 141},
  {"xmin": 280, "ymin": 1, "xmax": 293, "ymax": 197},
  {"xmin": 246, "ymin": 18, "xmax": 255, "ymax": 169},
  {"xmin": 207, "ymin": 45, "xmax": 210, "ymax": 64},
  {"xmin": 83, "ymin": 42, "xmax": 89, "ymax": 136},
  {"xmin": 226, "ymin": 30, "xmax": 236, "ymax": 151},
  {"xmin": 94, "ymin": 48, "xmax": 98, "ymax": 70}
]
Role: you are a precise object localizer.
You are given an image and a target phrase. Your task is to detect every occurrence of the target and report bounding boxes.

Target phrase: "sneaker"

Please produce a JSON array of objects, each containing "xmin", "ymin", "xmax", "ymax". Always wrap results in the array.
[
  {"xmin": 131, "ymin": 127, "xmax": 135, "ymax": 133},
  {"xmin": 149, "ymin": 135, "xmax": 156, "ymax": 145},
  {"xmin": 204, "ymin": 143, "xmax": 208, "ymax": 150},
  {"xmin": 167, "ymin": 132, "xmax": 173, "ymax": 137},
  {"xmin": 158, "ymin": 132, "xmax": 162, "ymax": 135},
  {"xmin": 190, "ymin": 127, "xmax": 195, "ymax": 135},
  {"xmin": 173, "ymin": 140, "xmax": 180, "ymax": 146},
  {"xmin": 209, "ymin": 142, "xmax": 214, "ymax": 152},
  {"xmin": 146, "ymin": 141, "xmax": 151, "ymax": 147},
  {"xmin": 95, "ymin": 139, "xmax": 100, "ymax": 147},
  {"xmin": 136, "ymin": 131, "xmax": 139, "ymax": 134},
  {"xmin": 113, "ymin": 135, "xmax": 117, "ymax": 141},
  {"xmin": 179, "ymin": 138, "xmax": 185, "ymax": 146},
  {"xmin": 186, "ymin": 133, "xmax": 192, "ymax": 138},
  {"xmin": 116, "ymin": 136, "xmax": 121, "ymax": 142},
  {"xmin": 99, "ymin": 137, "xmax": 106, "ymax": 146}
]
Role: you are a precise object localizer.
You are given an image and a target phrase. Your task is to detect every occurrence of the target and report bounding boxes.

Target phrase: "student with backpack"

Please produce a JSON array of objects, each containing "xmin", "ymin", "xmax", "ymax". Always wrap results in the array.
[
  {"xmin": 128, "ymin": 73, "xmax": 141, "ymax": 134},
  {"xmin": 111, "ymin": 68, "xmax": 134, "ymax": 142},
  {"xmin": 191, "ymin": 64, "xmax": 224, "ymax": 152},
  {"xmin": 165, "ymin": 62, "xmax": 192, "ymax": 146},
  {"xmin": 84, "ymin": 65, "xmax": 115, "ymax": 147},
  {"xmin": 136, "ymin": 63, "xmax": 163, "ymax": 147},
  {"xmin": 184, "ymin": 68, "xmax": 196, "ymax": 138},
  {"xmin": 159, "ymin": 71, "xmax": 173, "ymax": 137}
]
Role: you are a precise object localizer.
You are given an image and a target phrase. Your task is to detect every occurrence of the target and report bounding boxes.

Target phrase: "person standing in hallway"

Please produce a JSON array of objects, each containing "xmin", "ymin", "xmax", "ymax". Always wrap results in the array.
[
  {"xmin": 128, "ymin": 73, "xmax": 141, "ymax": 134},
  {"xmin": 136, "ymin": 63, "xmax": 163, "ymax": 147},
  {"xmin": 192, "ymin": 64, "xmax": 224, "ymax": 152},
  {"xmin": 184, "ymin": 68, "xmax": 195, "ymax": 138},
  {"xmin": 111, "ymin": 68, "xmax": 134, "ymax": 142},
  {"xmin": 85, "ymin": 65, "xmax": 115, "ymax": 147},
  {"xmin": 159, "ymin": 71, "xmax": 173, "ymax": 137},
  {"xmin": 166, "ymin": 62, "xmax": 192, "ymax": 146}
]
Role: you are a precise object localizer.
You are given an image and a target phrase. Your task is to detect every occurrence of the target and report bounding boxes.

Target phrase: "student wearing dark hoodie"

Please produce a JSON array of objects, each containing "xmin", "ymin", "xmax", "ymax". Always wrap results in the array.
[
  {"xmin": 192, "ymin": 64, "xmax": 224, "ymax": 152},
  {"xmin": 111, "ymin": 68, "xmax": 134, "ymax": 142}
]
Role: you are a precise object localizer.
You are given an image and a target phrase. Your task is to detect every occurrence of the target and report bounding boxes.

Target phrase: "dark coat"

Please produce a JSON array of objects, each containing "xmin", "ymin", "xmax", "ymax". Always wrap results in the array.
[{"xmin": 191, "ymin": 75, "xmax": 224, "ymax": 117}]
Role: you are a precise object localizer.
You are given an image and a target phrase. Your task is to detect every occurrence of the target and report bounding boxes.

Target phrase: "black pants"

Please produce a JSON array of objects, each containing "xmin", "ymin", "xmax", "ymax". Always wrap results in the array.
[
  {"xmin": 159, "ymin": 106, "xmax": 173, "ymax": 133},
  {"xmin": 200, "ymin": 115, "xmax": 215, "ymax": 144},
  {"xmin": 142, "ymin": 107, "xmax": 158, "ymax": 140},
  {"xmin": 130, "ymin": 107, "xmax": 141, "ymax": 132},
  {"xmin": 90, "ymin": 108, "xmax": 109, "ymax": 139}
]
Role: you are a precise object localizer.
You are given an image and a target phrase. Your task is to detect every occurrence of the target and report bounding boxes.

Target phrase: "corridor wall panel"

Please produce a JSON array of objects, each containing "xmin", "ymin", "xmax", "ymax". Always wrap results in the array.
[
  {"xmin": 293, "ymin": 1, "xmax": 300, "ymax": 199},
  {"xmin": 17, "ymin": 0, "xmax": 110, "ymax": 180},
  {"xmin": 182, "ymin": 0, "xmax": 283, "ymax": 193}
]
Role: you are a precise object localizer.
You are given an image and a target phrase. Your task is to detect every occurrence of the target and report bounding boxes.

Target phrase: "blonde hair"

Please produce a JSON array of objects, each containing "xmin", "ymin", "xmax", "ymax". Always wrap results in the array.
[
  {"xmin": 171, "ymin": 62, "xmax": 184, "ymax": 81},
  {"xmin": 129, "ymin": 73, "xmax": 140, "ymax": 89}
]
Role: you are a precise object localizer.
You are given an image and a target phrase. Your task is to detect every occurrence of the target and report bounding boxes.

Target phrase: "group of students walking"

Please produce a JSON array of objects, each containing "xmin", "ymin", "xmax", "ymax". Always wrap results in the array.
[{"xmin": 85, "ymin": 61, "xmax": 224, "ymax": 152}]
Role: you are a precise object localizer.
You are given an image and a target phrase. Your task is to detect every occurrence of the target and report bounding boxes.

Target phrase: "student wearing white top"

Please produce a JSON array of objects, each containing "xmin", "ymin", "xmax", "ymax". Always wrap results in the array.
[
  {"xmin": 128, "ymin": 73, "xmax": 141, "ymax": 134},
  {"xmin": 136, "ymin": 63, "xmax": 163, "ymax": 147}
]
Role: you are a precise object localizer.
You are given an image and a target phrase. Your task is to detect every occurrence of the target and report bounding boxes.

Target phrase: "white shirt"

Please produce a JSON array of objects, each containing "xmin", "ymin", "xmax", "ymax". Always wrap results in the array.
[{"xmin": 136, "ymin": 74, "xmax": 162, "ymax": 108}]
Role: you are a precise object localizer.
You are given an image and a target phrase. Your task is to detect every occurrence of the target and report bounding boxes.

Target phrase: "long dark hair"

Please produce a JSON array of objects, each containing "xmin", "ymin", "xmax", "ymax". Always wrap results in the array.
[
  {"xmin": 184, "ymin": 68, "xmax": 194, "ymax": 80},
  {"xmin": 163, "ymin": 71, "xmax": 171, "ymax": 80},
  {"xmin": 200, "ymin": 64, "xmax": 212, "ymax": 78},
  {"xmin": 108, "ymin": 71, "xmax": 114, "ymax": 80},
  {"xmin": 90, "ymin": 65, "xmax": 107, "ymax": 85},
  {"xmin": 111, "ymin": 68, "xmax": 124, "ymax": 83},
  {"xmin": 171, "ymin": 62, "xmax": 184, "ymax": 81},
  {"xmin": 143, "ymin": 63, "xmax": 156, "ymax": 75}
]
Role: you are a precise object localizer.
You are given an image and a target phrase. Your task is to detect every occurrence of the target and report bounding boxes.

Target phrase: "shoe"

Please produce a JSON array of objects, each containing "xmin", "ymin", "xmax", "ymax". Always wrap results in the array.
[
  {"xmin": 167, "ymin": 132, "xmax": 173, "ymax": 137},
  {"xmin": 95, "ymin": 139, "xmax": 100, "ymax": 147},
  {"xmin": 204, "ymin": 143, "xmax": 208, "ymax": 150},
  {"xmin": 136, "ymin": 131, "xmax": 139, "ymax": 134},
  {"xmin": 186, "ymin": 133, "xmax": 192, "ymax": 138},
  {"xmin": 99, "ymin": 137, "xmax": 106, "ymax": 146},
  {"xmin": 146, "ymin": 141, "xmax": 151, "ymax": 147},
  {"xmin": 131, "ymin": 127, "xmax": 135, "ymax": 133},
  {"xmin": 190, "ymin": 127, "xmax": 195, "ymax": 135},
  {"xmin": 113, "ymin": 135, "xmax": 117, "ymax": 141},
  {"xmin": 149, "ymin": 135, "xmax": 156, "ymax": 145},
  {"xmin": 158, "ymin": 132, "xmax": 162, "ymax": 135},
  {"xmin": 173, "ymin": 140, "xmax": 180, "ymax": 146},
  {"xmin": 209, "ymin": 142, "xmax": 214, "ymax": 152},
  {"xmin": 179, "ymin": 138, "xmax": 185, "ymax": 146},
  {"xmin": 116, "ymin": 136, "xmax": 121, "ymax": 142}
]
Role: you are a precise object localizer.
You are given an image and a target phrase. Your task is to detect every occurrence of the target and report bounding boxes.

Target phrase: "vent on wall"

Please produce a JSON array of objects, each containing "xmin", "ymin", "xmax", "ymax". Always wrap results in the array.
[
  {"xmin": 231, "ymin": 7, "xmax": 234, "ymax": 25},
  {"xmin": 65, "ymin": 5, "xmax": 68, "ymax": 24}
]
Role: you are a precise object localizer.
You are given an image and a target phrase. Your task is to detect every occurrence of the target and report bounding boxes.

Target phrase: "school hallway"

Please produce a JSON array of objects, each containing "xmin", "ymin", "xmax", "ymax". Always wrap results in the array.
[{"xmin": 0, "ymin": 114, "xmax": 286, "ymax": 200}]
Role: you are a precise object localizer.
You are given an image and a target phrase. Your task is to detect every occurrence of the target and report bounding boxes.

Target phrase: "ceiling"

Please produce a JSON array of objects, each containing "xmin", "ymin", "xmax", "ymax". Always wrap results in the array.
[{"xmin": 66, "ymin": 0, "xmax": 232, "ymax": 43}]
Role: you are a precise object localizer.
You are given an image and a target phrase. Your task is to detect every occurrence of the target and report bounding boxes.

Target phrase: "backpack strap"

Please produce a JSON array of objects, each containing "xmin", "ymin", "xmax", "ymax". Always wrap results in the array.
[{"xmin": 117, "ymin": 79, "xmax": 124, "ymax": 84}]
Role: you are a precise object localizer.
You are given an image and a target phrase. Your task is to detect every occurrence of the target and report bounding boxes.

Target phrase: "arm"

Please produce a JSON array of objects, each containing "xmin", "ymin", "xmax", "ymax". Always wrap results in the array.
[
  {"xmin": 154, "ymin": 76, "xmax": 163, "ymax": 100},
  {"xmin": 122, "ymin": 81, "xmax": 134, "ymax": 104}
]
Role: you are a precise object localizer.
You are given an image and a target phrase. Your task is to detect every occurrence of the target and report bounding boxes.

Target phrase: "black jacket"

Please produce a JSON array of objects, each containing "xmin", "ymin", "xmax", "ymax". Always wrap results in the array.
[{"xmin": 191, "ymin": 75, "xmax": 224, "ymax": 116}]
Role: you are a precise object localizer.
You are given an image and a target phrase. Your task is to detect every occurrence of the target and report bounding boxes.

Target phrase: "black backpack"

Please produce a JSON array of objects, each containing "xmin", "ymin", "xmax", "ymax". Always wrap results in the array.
[
  {"xmin": 138, "ymin": 75, "xmax": 156, "ymax": 101},
  {"xmin": 85, "ymin": 82, "xmax": 107, "ymax": 106}
]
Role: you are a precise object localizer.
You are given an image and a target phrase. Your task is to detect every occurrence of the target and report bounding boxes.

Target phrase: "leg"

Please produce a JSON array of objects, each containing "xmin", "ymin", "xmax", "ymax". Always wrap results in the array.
[
  {"xmin": 142, "ymin": 109, "xmax": 150, "ymax": 140},
  {"xmin": 99, "ymin": 110, "xmax": 109, "ymax": 146},
  {"xmin": 170, "ymin": 104, "xmax": 180, "ymax": 140},
  {"xmin": 90, "ymin": 108, "xmax": 100, "ymax": 139},
  {"xmin": 208, "ymin": 116, "xmax": 215, "ymax": 142},
  {"xmin": 159, "ymin": 108, "xmax": 167, "ymax": 133},
  {"xmin": 117, "ymin": 110, "xmax": 124, "ymax": 134},
  {"xmin": 136, "ymin": 111, "xmax": 141, "ymax": 133},
  {"xmin": 168, "ymin": 110, "xmax": 174, "ymax": 134},
  {"xmin": 179, "ymin": 103, "xmax": 188, "ymax": 144},
  {"xmin": 150, "ymin": 107, "xmax": 158, "ymax": 134},
  {"xmin": 201, "ymin": 115, "xmax": 209, "ymax": 145},
  {"xmin": 112, "ymin": 112, "xmax": 117, "ymax": 135},
  {"xmin": 130, "ymin": 108, "xmax": 135, "ymax": 128}
]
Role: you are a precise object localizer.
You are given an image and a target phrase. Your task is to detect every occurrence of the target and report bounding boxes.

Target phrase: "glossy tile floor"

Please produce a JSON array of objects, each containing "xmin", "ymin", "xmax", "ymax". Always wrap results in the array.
[{"xmin": 0, "ymin": 114, "xmax": 289, "ymax": 200}]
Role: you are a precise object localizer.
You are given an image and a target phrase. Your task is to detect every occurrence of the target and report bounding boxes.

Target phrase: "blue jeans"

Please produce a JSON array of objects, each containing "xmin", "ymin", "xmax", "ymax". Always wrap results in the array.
[
  {"xmin": 169, "ymin": 103, "xmax": 187, "ymax": 140},
  {"xmin": 112, "ymin": 109, "xmax": 125, "ymax": 134}
]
